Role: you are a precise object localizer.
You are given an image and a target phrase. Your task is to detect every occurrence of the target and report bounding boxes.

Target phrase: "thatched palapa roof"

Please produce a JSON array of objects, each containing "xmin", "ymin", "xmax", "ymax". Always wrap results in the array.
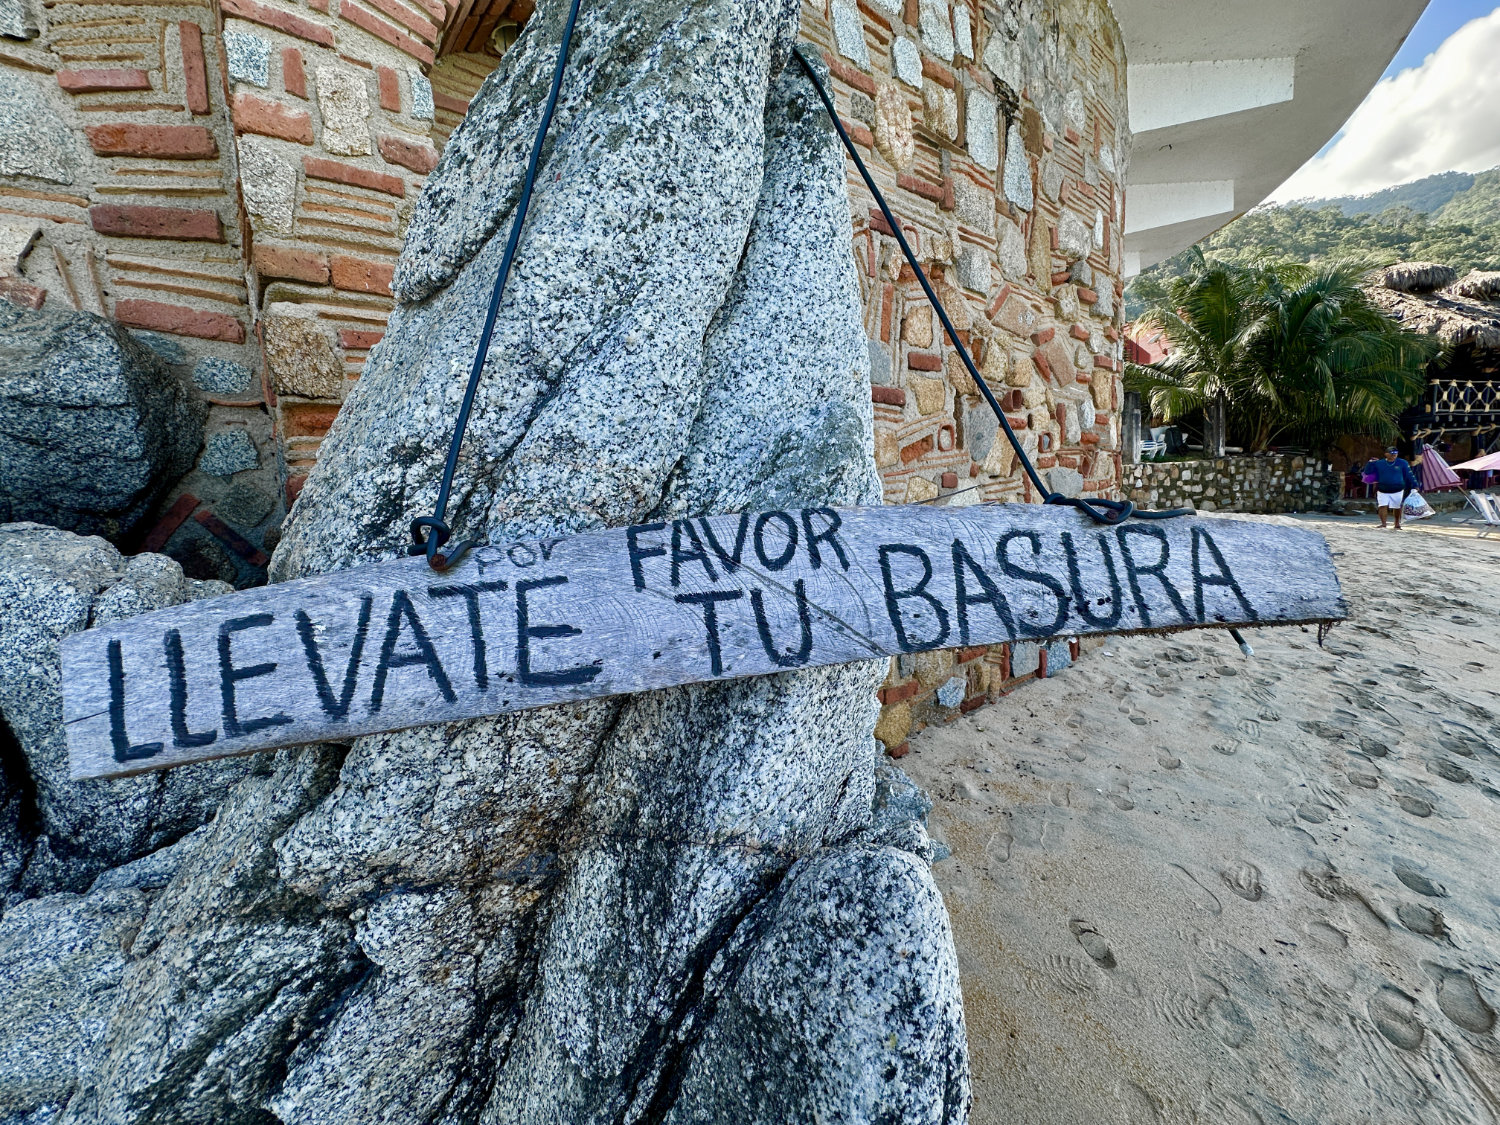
[{"xmin": 1369, "ymin": 262, "xmax": 1500, "ymax": 351}]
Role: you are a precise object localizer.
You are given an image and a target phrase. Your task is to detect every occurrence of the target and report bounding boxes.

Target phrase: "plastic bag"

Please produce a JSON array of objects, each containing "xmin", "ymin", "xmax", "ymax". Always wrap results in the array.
[
  {"xmin": 1403, "ymin": 491, "xmax": 1435, "ymax": 520},
  {"xmin": 1362, "ymin": 468, "xmax": 1379, "ymax": 484}
]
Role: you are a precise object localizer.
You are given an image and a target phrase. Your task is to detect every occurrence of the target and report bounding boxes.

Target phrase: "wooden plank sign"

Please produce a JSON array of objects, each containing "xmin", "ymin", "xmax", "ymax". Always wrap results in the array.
[{"xmin": 62, "ymin": 504, "xmax": 1345, "ymax": 780}]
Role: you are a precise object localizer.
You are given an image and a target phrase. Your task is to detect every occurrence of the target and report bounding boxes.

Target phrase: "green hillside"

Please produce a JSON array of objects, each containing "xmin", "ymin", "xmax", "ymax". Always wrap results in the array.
[
  {"xmin": 1126, "ymin": 167, "xmax": 1500, "ymax": 317},
  {"xmin": 1433, "ymin": 168, "xmax": 1500, "ymax": 225},
  {"xmin": 1305, "ymin": 169, "xmax": 1477, "ymax": 219}
]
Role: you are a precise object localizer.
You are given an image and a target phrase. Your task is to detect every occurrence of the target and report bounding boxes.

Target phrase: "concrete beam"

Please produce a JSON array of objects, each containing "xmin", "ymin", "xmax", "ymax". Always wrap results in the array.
[
  {"xmin": 1124, "ymin": 180, "xmax": 1235, "ymax": 235},
  {"xmin": 1128, "ymin": 58, "xmax": 1296, "ymax": 134}
]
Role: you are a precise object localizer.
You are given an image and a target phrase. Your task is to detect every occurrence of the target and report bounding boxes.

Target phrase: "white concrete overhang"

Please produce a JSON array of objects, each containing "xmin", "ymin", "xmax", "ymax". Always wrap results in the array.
[{"xmin": 1110, "ymin": 0, "xmax": 1431, "ymax": 272}]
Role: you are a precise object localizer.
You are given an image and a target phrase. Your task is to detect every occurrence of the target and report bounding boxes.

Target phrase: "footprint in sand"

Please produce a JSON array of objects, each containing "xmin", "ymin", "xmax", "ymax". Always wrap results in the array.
[
  {"xmin": 1114, "ymin": 1081, "xmax": 1163, "ymax": 1122},
  {"xmin": 1348, "ymin": 771, "xmax": 1380, "ymax": 789},
  {"xmin": 1198, "ymin": 976, "xmax": 1254, "ymax": 1047},
  {"xmin": 1219, "ymin": 861, "xmax": 1264, "ymax": 902},
  {"xmin": 1368, "ymin": 985, "xmax": 1425, "ymax": 1051},
  {"xmin": 1360, "ymin": 735, "xmax": 1392, "ymax": 757},
  {"xmin": 1168, "ymin": 864, "xmax": 1223, "ymax": 915},
  {"xmin": 1396, "ymin": 795, "xmax": 1434, "ymax": 818},
  {"xmin": 1068, "ymin": 918, "xmax": 1117, "ymax": 969},
  {"xmin": 1428, "ymin": 757, "xmax": 1473, "ymax": 784},
  {"xmin": 1396, "ymin": 902, "xmax": 1447, "ymax": 939},
  {"xmin": 1433, "ymin": 967, "xmax": 1497, "ymax": 1034},
  {"xmin": 1157, "ymin": 753, "xmax": 1182, "ymax": 770},
  {"xmin": 1392, "ymin": 858, "xmax": 1447, "ymax": 898}
]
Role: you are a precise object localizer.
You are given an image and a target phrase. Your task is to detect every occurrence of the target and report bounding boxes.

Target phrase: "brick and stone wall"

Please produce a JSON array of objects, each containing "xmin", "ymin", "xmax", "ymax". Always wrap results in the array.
[
  {"xmin": 1123, "ymin": 454, "xmax": 1342, "ymax": 515},
  {"xmin": 0, "ymin": 0, "xmax": 1128, "ymax": 741}
]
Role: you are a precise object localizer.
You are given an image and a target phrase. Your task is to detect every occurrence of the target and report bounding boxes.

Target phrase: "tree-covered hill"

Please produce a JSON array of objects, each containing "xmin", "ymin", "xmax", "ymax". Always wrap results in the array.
[{"xmin": 1127, "ymin": 167, "xmax": 1500, "ymax": 317}]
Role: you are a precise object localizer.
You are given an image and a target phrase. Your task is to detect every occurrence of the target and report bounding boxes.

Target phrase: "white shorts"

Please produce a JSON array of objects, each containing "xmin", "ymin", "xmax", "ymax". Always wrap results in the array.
[{"xmin": 1377, "ymin": 491, "xmax": 1404, "ymax": 508}]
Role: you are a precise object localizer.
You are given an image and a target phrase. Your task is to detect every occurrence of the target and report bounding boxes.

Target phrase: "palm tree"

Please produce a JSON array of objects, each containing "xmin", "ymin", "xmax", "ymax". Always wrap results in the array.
[
  {"xmin": 1126, "ymin": 252, "xmax": 1435, "ymax": 454},
  {"xmin": 1245, "ymin": 262, "xmax": 1436, "ymax": 451}
]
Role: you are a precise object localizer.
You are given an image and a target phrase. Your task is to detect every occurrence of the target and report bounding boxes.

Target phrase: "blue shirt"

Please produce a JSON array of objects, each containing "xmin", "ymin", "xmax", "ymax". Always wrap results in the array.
[{"xmin": 1367, "ymin": 457, "xmax": 1418, "ymax": 493}]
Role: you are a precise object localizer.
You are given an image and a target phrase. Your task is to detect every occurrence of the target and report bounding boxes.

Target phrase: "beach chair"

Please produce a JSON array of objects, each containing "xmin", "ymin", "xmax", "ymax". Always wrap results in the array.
[{"xmin": 1462, "ymin": 491, "xmax": 1500, "ymax": 533}]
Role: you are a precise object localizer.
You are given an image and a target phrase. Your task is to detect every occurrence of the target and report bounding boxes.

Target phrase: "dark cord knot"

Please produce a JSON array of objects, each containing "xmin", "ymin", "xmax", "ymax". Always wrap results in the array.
[{"xmin": 409, "ymin": 517, "xmax": 473, "ymax": 572}]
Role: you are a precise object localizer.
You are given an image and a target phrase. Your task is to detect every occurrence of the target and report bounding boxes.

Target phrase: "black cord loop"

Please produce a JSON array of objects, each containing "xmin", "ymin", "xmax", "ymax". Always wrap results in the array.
[
  {"xmin": 410, "ymin": 0, "xmax": 587, "ymax": 571},
  {"xmin": 791, "ymin": 48, "xmax": 1189, "ymax": 525}
]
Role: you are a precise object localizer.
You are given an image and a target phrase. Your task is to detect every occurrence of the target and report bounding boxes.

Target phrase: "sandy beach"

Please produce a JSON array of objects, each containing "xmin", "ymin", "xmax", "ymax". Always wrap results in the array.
[{"xmin": 904, "ymin": 513, "xmax": 1500, "ymax": 1124}]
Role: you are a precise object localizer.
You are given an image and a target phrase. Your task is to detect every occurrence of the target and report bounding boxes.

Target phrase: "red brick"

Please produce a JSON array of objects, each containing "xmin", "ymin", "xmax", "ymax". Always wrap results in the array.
[
  {"xmin": 900, "ymin": 435, "xmax": 934, "ymax": 464},
  {"xmin": 339, "ymin": 1, "xmax": 434, "ymax": 64},
  {"xmin": 959, "ymin": 695, "xmax": 986, "ymax": 714},
  {"xmin": 377, "ymin": 133, "xmax": 436, "ymax": 174},
  {"xmin": 1070, "ymin": 324, "xmax": 1090, "ymax": 341},
  {"xmin": 140, "ymin": 492, "xmax": 200, "ymax": 554},
  {"xmin": 881, "ymin": 681, "xmax": 920, "ymax": 704},
  {"xmin": 921, "ymin": 56, "xmax": 955, "ymax": 88},
  {"xmin": 868, "ymin": 208, "xmax": 894, "ymax": 237},
  {"xmin": 115, "ymin": 299, "xmax": 244, "ymax": 342},
  {"xmin": 1080, "ymin": 432, "xmax": 1101, "ymax": 445},
  {"xmin": 897, "ymin": 173, "xmax": 945, "ymax": 204},
  {"xmin": 329, "ymin": 254, "xmax": 394, "ymax": 295},
  {"xmin": 871, "ymin": 385, "xmax": 906, "ymax": 407},
  {"xmin": 339, "ymin": 329, "xmax": 384, "ymax": 349},
  {"xmin": 220, "ymin": 0, "xmax": 334, "ymax": 45},
  {"xmin": 958, "ymin": 646, "xmax": 988, "ymax": 663},
  {"xmin": 281, "ymin": 402, "xmax": 340, "ymax": 437},
  {"xmin": 907, "ymin": 351, "xmax": 943, "ymax": 372},
  {"xmin": 1031, "ymin": 327, "xmax": 1055, "ymax": 345},
  {"xmin": 362, "ymin": 0, "xmax": 437, "ymax": 43},
  {"xmin": 376, "ymin": 65, "xmax": 400, "ymax": 111},
  {"xmin": 1094, "ymin": 354, "xmax": 1116, "ymax": 370},
  {"xmin": 1032, "ymin": 348, "xmax": 1054, "ymax": 381},
  {"xmin": 846, "ymin": 123, "xmax": 874, "ymax": 149},
  {"xmin": 1005, "ymin": 415, "xmax": 1027, "ymax": 430},
  {"xmin": 285, "ymin": 474, "xmax": 308, "ymax": 504},
  {"xmin": 0, "ymin": 276, "xmax": 46, "ymax": 309},
  {"xmin": 282, "ymin": 47, "xmax": 307, "ymax": 98},
  {"xmin": 887, "ymin": 741, "xmax": 911, "ymax": 760},
  {"xmin": 1049, "ymin": 224, "xmax": 1059, "ymax": 250},
  {"xmin": 253, "ymin": 244, "xmax": 329, "ymax": 283},
  {"xmin": 1050, "ymin": 270, "xmax": 1071, "ymax": 286},
  {"xmin": 180, "ymin": 23, "xmax": 210, "ymax": 114},
  {"xmin": 1037, "ymin": 649, "xmax": 1048, "ymax": 678},
  {"xmin": 1064, "ymin": 127, "xmax": 1080, "ymax": 146},
  {"xmin": 58, "ymin": 68, "xmax": 151, "ymax": 94},
  {"xmin": 85, "ymin": 123, "xmax": 217, "ymax": 159},
  {"xmin": 196, "ymin": 509, "xmax": 268, "ymax": 566},
  {"xmin": 940, "ymin": 471, "xmax": 959, "ymax": 488},
  {"xmin": 303, "ymin": 155, "xmax": 405, "ymax": 195},
  {"xmin": 232, "ymin": 92, "xmax": 313, "ymax": 143},
  {"xmin": 1077, "ymin": 286, "xmax": 1099, "ymax": 304},
  {"xmin": 91, "ymin": 203, "xmax": 221, "ymax": 242},
  {"xmin": 823, "ymin": 49, "xmax": 875, "ymax": 96},
  {"xmin": 432, "ymin": 90, "xmax": 469, "ymax": 114}
]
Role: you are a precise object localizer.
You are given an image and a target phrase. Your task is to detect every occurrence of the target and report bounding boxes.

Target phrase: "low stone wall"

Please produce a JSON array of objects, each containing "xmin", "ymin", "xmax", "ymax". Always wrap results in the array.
[
  {"xmin": 874, "ymin": 637, "xmax": 1086, "ymax": 756},
  {"xmin": 1122, "ymin": 454, "xmax": 1340, "ymax": 514}
]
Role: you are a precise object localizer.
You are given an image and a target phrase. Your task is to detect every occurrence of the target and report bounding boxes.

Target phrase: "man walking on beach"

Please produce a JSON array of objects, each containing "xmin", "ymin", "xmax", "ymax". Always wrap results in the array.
[{"xmin": 1365, "ymin": 447, "xmax": 1420, "ymax": 529}]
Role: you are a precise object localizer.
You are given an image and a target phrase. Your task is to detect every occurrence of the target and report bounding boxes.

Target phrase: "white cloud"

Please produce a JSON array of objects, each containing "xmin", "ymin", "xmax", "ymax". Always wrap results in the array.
[{"xmin": 1270, "ymin": 7, "xmax": 1500, "ymax": 202}]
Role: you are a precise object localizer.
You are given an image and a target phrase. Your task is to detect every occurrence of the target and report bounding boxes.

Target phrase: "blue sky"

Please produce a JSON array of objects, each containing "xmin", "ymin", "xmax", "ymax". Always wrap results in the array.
[
  {"xmin": 1383, "ymin": 0, "xmax": 1497, "ymax": 75},
  {"xmin": 1271, "ymin": 2, "xmax": 1500, "ymax": 200}
]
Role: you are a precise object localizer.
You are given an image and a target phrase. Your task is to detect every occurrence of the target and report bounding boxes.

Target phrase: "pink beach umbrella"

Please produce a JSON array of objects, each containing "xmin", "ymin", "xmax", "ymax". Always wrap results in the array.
[
  {"xmin": 1418, "ymin": 444, "xmax": 1464, "ymax": 491},
  {"xmin": 1451, "ymin": 451, "xmax": 1500, "ymax": 473}
]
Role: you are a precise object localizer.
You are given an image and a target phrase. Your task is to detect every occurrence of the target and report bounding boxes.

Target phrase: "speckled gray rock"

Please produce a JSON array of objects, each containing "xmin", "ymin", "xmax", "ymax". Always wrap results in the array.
[
  {"xmin": 0, "ymin": 524, "xmax": 247, "ymax": 896},
  {"xmin": 0, "ymin": 304, "xmax": 206, "ymax": 542},
  {"xmin": 54, "ymin": 5, "xmax": 969, "ymax": 1123}
]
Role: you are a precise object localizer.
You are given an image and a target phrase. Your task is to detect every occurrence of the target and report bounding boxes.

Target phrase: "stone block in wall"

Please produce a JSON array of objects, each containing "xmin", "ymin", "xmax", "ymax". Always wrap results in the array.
[
  {"xmin": 315, "ymin": 65, "xmax": 372, "ymax": 156},
  {"xmin": 236, "ymin": 138, "xmax": 297, "ymax": 236},
  {"xmin": 0, "ymin": 73, "xmax": 81, "ymax": 183},
  {"xmin": 261, "ymin": 309, "xmax": 343, "ymax": 399},
  {"xmin": 873, "ymin": 82, "xmax": 915, "ymax": 169}
]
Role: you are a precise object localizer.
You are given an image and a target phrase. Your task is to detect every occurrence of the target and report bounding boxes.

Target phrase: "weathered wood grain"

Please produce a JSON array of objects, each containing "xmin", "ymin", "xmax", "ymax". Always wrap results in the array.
[{"xmin": 62, "ymin": 505, "xmax": 1345, "ymax": 779}]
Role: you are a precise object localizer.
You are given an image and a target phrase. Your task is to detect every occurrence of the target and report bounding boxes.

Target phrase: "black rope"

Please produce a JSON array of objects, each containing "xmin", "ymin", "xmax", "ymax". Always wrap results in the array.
[
  {"xmin": 410, "ymin": 0, "xmax": 586, "ymax": 571},
  {"xmin": 792, "ymin": 48, "xmax": 1189, "ymax": 526}
]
